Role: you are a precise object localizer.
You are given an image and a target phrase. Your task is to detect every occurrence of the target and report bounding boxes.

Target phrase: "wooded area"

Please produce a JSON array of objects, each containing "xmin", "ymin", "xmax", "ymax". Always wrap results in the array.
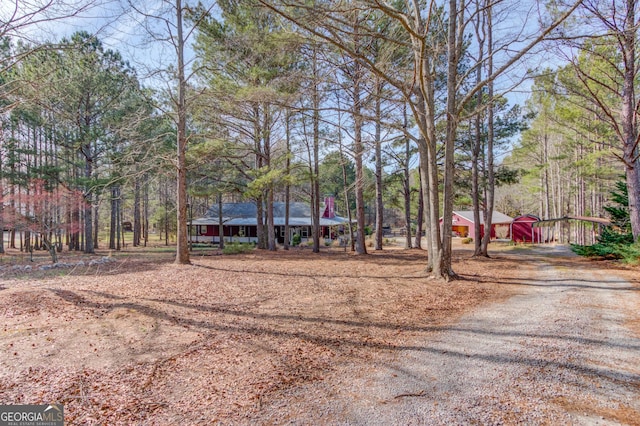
[{"xmin": 1, "ymin": 0, "xmax": 639, "ymax": 278}]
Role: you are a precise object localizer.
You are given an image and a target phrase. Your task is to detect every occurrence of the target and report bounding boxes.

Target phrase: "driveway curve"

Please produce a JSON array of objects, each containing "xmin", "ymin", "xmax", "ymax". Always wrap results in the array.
[{"xmin": 265, "ymin": 246, "xmax": 640, "ymax": 425}]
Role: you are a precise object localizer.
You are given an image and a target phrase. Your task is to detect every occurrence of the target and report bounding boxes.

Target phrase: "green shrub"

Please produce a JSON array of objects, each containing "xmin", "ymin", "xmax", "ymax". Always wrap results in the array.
[
  {"xmin": 461, "ymin": 237, "xmax": 473, "ymax": 244},
  {"xmin": 222, "ymin": 242, "xmax": 255, "ymax": 255},
  {"xmin": 571, "ymin": 241, "xmax": 640, "ymax": 264},
  {"xmin": 571, "ymin": 178, "xmax": 638, "ymax": 263},
  {"xmin": 598, "ymin": 226, "xmax": 634, "ymax": 246},
  {"xmin": 616, "ymin": 243, "xmax": 640, "ymax": 264},
  {"xmin": 292, "ymin": 234, "xmax": 301, "ymax": 246}
]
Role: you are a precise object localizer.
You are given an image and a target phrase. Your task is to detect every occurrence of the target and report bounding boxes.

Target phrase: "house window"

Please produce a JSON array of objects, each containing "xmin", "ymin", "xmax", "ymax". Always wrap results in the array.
[
  {"xmin": 280, "ymin": 227, "xmax": 285, "ymax": 237},
  {"xmin": 301, "ymin": 227, "xmax": 309, "ymax": 238},
  {"xmin": 238, "ymin": 226, "xmax": 245, "ymax": 237},
  {"xmin": 198, "ymin": 225, "xmax": 207, "ymax": 235}
]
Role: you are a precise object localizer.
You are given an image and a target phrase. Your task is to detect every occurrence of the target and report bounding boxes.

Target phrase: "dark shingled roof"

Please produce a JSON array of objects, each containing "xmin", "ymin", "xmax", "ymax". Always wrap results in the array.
[
  {"xmin": 192, "ymin": 202, "xmax": 350, "ymax": 227},
  {"xmin": 204, "ymin": 202, "xmax": 312, "ymax": 218}
]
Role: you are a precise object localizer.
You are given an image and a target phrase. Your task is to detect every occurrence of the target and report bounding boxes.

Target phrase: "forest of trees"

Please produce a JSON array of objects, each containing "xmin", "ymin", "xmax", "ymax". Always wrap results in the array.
[{"xmin": 1, "ymin": 0, "xmax": 639, "ymax": 279}]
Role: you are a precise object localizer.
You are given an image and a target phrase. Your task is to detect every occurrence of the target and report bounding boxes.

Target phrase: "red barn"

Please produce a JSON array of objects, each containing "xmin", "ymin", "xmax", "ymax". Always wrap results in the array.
[
  {"xmin": 442, "ymin": 210, "xmax": 513, "ymax": 239},
  {"xmin": 510, "ymin": 214, "xmax": 542, "ymax": 243}
]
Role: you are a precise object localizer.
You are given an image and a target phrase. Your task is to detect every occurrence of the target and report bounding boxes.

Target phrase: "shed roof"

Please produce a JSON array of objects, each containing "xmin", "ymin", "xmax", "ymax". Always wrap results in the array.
[
  {"xmin": 513, "ymin": 214, "xmax": 541, "ymax": 222},
  {"xmin": 453, "ymin": 210, "xmax": 513, "ymax": 224}
]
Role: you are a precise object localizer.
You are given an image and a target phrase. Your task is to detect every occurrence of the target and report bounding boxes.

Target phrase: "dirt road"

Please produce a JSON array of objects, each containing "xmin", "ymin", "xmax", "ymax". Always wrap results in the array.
[{"xmin": 257, "ymin": 246, "xmax": 640, "ymax": 425}]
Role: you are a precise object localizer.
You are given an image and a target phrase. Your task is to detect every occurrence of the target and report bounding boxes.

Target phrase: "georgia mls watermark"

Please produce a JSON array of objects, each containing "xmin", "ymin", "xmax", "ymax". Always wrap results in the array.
[{"xmin": 0, "ymin": 404, "xmax": 63, "ymax": 426}]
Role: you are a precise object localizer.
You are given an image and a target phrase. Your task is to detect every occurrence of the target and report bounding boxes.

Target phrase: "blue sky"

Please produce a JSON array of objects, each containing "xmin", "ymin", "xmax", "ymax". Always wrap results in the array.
[{"xmin": 1, "ymin": 0, "xmax": 202, "ymax": 89}]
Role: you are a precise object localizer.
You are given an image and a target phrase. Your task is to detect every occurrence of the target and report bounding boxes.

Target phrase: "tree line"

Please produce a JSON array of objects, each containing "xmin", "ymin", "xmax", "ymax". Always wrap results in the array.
[{"xmin": 1, "ymin": 0, "xmax": 639, "ymax": 279}]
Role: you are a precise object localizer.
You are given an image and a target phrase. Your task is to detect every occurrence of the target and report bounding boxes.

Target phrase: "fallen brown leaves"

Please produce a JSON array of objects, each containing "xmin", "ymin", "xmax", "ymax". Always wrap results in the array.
[{"xmin": 0, "ymin": 243, "xmax": 637, "ymax": 424}]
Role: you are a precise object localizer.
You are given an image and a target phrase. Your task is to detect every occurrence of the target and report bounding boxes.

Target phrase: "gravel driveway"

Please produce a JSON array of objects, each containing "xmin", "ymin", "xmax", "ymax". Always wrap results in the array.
[{"xmin": 265, "ymin": 246, "xmax": 640, "ymax": 425}]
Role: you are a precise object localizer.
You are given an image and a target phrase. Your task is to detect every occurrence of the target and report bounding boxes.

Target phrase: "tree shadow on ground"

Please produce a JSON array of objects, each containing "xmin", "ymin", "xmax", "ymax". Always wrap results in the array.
[
  {"xmin": 191, "ymin": 262, "xmax": 428, "ymax": 281},
  {"xmin": 50, "ymin": 286, "xmax": 640, "ymax": 361}
]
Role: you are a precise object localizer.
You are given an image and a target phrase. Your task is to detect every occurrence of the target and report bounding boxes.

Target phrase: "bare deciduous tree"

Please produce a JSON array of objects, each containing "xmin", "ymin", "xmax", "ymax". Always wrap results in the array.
[{"xmin": 257, "ymin": 0, "xmax": 580, "ymax": 280}]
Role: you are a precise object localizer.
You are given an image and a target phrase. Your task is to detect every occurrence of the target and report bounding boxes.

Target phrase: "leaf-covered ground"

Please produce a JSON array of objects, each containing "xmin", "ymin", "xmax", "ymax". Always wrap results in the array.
[{"xmin": 0, "ymin": 243, "xmax": 638, "ymax": 424}]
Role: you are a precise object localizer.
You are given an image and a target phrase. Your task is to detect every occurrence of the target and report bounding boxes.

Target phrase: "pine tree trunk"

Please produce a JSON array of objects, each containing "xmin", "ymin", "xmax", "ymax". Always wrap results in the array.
[
  {"xmin": 133, "ymin": 179, "xmax": 141, "ymax": 246},
  {"xmin": 267, "ymin": 188, "xmax": 276, "ymax": 251},
  {"xmin": 374, "ymin": 79, "xmax": 384, "ymax": 251},
  {"xmin": 143, "ymin": 175, "xmax": 149, "ymax": 247},
  {"xmin": 439, "ymin": 0, "xmax": 461, "ymax": 280},
  {"xmin": 472, "ymin": 7, "xmax": 485, "ymax": 257},
  {"xmin": 312, "ymin": 47, "xmax": 321, "ymax": 253},
  {"xmin": 164, "ymin": 179, "xmax": 169, "ymax": 246},
  {"xmin": 9, "ymin": 178, "xmax": 15, "ymax": 249},
  {"xmin": 472, "ymin": 115, "xmax": 483, "ymax": 255},
  {"xmin": 264, "ymin": 106, "xmax": 276, "ymax": 252},
  {"xmin": 284, "ymin": 111, "xmax": 291, "ymax": 250},
  {"xmin": 117, "ymin": 199, "xmax": 123, "ymax": 251},
  {"xmin": 338, "ymin": 124, "xmax": 355, "ymax": 252},
  {"xmin": 83, "ymin": 143, "xmax": 94, "ymax": 254},
  {"xmin": 352, "ymin": 43, "xmax": 367, "ymax": 255},
  {"xmin": 480, "ymin": 3, "xmax": 494, "ymax": 257},
  {"xmin": 174, "ymin": 0, "xmax": 190, "ymax": 264},
  {"xmin": 109, "ymin": 187, "xmax": 117, "ymax": 250},
  {"xmin": 403, "ymin": 135, "xmax": 413, "ymax": 249},
  {"xmin": 256, "ymin": 195, "xmax": 265, "ymax": 248},
  {"xmin": 93, "ymin": 200, "xmax": 99, "ymax": 250},
  {"xmin": 414, "ymin": 170, "xmax": 424, "ymax": 250},
  {"xmin": 218, "ymin": 192, "xmax": 224, "ymax": 249}
]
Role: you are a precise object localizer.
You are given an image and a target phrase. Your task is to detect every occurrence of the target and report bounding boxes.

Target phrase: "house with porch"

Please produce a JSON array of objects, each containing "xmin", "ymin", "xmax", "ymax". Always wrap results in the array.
[{"xmin": 189, "ymin": 199, "xmax": 350, "ymax": 245}]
